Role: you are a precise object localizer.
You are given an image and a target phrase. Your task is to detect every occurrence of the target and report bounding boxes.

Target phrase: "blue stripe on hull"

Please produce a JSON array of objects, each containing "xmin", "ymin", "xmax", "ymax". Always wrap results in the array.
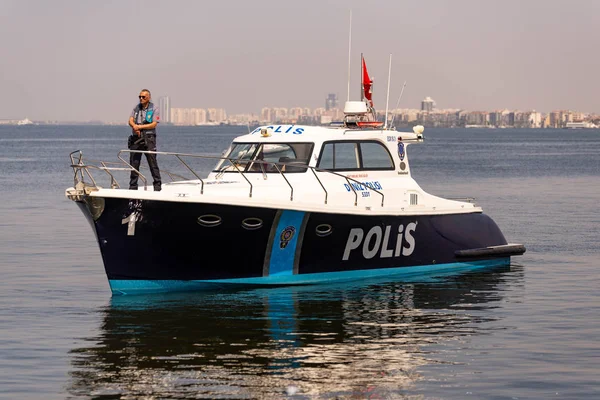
[
  {"xmin": 109, "ymin": 258, "xmax": 510, "ymax": 295},
  {"xmin": 268, "ymin": 210, "xmax": 305, "ymax": 276}
]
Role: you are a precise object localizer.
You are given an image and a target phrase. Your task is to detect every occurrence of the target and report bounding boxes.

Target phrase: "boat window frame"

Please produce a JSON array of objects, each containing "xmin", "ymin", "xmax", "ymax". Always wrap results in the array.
[
  {"xmin": 316, "ymin": 139, "xmax": 395, "ymax": 172},
  {"xmin": 213, "ymin": 141, "xmax": 315, "ymax": 174}
]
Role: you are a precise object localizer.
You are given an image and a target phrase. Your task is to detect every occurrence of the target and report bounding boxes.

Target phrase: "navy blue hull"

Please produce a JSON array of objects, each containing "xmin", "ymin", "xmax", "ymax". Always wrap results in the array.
[{"xmin": 76, "ymin": 197, "xmax": 510, "ymax": 293}]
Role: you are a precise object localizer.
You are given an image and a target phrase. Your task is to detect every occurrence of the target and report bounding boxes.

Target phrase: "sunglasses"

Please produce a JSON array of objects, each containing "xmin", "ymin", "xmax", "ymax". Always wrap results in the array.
[{"xmin": 139, "ymin": 95, "xmax": 148, "ymax": 99}]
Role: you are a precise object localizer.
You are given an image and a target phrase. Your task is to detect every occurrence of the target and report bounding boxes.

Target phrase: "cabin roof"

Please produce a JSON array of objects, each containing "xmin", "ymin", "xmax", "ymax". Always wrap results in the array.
[{"xmin": 235, "ymin": 124, "xmax": 423, "ymax": 143}]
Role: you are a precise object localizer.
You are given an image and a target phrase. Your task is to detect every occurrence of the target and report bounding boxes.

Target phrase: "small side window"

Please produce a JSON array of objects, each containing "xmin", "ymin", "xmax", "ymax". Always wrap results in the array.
[
  {"xmin": 360, "ymin": 142, "xmax": 393, "ymax": 169},
  {"xmin": 318, "ymin": 141, "xmax": 394, "ymax": 171},
  {"xmin": 318, "ymin": 142, "xmax": 360, "ymax": 170}
]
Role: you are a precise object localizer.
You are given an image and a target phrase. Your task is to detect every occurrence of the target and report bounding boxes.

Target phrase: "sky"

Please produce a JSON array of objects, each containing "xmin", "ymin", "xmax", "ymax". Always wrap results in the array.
[{"xmin": 1, "ymin": 0, "xmax": 599, "ymax": 122}]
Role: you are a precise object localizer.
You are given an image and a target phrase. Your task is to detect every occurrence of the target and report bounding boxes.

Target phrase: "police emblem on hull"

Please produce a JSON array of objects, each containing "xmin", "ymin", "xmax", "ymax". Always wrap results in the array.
[
  {"xmin": 397, "ymin": 139, "xmax": 405, "ymax": 161},
  {"xmin": 280, "ymin": 226, "xmax": 296, "ymax": 249}
]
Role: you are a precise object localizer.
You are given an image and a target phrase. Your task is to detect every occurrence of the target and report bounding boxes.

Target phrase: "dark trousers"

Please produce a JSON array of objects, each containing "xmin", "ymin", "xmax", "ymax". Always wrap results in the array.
[{"xmin": 128, "ymin": 133, "xmax": 161, "ymax": 190}]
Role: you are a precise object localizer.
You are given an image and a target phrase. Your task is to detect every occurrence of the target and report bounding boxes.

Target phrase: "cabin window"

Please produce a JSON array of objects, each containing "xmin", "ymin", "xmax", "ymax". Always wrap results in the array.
[
  {"xmin": 317, "ymin": 140, "xmax": 394, "ymax": 171},
  {"xmin": 318, "ymin": 142, "xmax": 359, "ymax": 170},
  {"xmin": 213, "ymin": 143, "xmax": 258, "ymax": 171},
  {"xmin": 360, "ymin": 142, "xmax": 394, "ymax": 169}
]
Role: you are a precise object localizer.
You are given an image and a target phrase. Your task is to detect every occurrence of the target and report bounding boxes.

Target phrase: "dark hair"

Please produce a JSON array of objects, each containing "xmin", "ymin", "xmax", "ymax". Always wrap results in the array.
[{"xmin": 140, "ymin": 88, "xmax": 151, "ymax": 97}]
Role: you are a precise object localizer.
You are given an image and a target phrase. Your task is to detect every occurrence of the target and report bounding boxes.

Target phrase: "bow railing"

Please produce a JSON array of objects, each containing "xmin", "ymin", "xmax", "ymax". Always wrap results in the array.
[{"xmin": 68, "ymin": 149, "xmax": 386, "ymax": 207}]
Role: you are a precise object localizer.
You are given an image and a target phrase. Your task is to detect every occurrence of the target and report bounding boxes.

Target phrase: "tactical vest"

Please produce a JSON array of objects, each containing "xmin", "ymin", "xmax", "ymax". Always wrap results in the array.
[{"xmin": 134, "ymin": 102, "xmax": 156, "ymax": 134}]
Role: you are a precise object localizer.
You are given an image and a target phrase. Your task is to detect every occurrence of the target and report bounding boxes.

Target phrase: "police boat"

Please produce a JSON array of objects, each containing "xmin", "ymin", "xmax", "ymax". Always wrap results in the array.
[{"xmin": 66, "ymin": 100, "xmax": 525, "ymax": 295}]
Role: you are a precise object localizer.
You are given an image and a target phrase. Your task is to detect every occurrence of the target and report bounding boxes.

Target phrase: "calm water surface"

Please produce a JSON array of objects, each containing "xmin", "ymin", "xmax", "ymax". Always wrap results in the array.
[{"xmin": 0, "ymin": 125, "xmax": 598, "ymax": 399}]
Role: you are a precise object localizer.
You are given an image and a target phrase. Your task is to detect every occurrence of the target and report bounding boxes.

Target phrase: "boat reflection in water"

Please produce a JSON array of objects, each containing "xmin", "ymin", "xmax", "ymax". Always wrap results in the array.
[{"xmin": 68, "ymin": 264, "xmax": 523, "ymax": 398}]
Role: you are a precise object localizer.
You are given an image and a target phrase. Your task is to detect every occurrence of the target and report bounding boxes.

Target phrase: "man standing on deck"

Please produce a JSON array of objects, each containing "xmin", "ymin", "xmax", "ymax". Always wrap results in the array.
[{"xmin": 128, "ymin": 89, "xmax": 161, "ymax": 191}]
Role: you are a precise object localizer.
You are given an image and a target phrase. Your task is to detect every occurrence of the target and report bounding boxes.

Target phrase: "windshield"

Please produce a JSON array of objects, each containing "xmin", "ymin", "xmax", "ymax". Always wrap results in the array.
[{"xmin": 214, "ymin": 142, "xmax": 313, "ymax": 173}]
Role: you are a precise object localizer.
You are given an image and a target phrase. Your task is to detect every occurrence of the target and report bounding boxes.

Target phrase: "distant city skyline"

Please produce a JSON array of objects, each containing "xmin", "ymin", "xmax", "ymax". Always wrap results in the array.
[
  {"xmin": 3, "ymin": 91, "xmax": 599, "ymax": 126},
  {"xmin": 1, "ymin": 1, "xmax": 599, "ymax": 121},
  {"xmin": 3, "ymin": 93, "xmax": 596, "ymax": 130}
]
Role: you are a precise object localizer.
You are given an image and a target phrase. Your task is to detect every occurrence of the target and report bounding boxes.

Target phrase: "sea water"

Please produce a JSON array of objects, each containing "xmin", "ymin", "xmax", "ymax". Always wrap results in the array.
[{"xmin": 0, "ymin": 125, "xmax": 598, "ymax": 399}]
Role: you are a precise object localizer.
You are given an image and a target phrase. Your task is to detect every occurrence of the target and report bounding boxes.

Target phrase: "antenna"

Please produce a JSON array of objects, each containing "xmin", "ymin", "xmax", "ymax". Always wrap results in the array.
[
  {"xmin": 383, "ymin": 54, "xmax": 392, "ymax": 129},
  {"xmin": 360, "ymin": 52, "xmax": 363, "ymax": 102},
  {"xmin": 388, "ymin": 80, "xmax": 407, "ymax": 129},
  {"xmin": 346, "ymin": 9, "xmax": 352, "ymax": 102}
]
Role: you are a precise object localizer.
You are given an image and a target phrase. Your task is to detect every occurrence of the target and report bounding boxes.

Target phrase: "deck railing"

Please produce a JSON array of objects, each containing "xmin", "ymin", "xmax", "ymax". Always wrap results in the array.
[{"xmin": 69, "ymin": 149, "xmax": 386, "ymax": 207}]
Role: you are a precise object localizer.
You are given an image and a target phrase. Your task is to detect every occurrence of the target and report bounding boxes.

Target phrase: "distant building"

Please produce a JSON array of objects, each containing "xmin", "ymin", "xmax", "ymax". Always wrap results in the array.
[
  {"xmin": 421, "ymin": 96, "xmax": 435, "ymax": 112},
  {"xmin": 289, "ymin": 107, "xmax": 304, "ymax": 120},
  {"xmin": 489, "ymin": 109, "xmax": 512, "ymax": 127},
  {"xmin": 260, "ymin": 107, "xmax": 274, "ymax": 123},
  {"xmin": 207, "ymin": 108, "xmax": 227, "ymax": 123},
  {"xmin": 171, "ymin": 108, "xmax": 206, "ymax": 125},
  {"xmin": 325, "ymin": 93, "xmax": 338, "ymax": 111},
  {"xmin": 158, "ymin": 96, "xmax": 171, "ymax": 123}
]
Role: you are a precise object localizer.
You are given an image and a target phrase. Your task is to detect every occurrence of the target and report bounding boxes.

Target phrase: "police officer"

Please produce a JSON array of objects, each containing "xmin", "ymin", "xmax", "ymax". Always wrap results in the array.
[{"xmin": 128, "ymin": 89, "xmax": 161, "ymax": 191}]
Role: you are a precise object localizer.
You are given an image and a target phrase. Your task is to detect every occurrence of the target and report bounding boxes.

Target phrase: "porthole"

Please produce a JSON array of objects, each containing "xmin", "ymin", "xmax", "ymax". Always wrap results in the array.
[
  {"xmin": 197, "ymin": 214, "xmax": 222, "ymax": 227},
  {"xmin": 315, "ymin": 224, "xmax": 333, "ymax": 237},
  {"xmin": 242, "ymin": 217, "xmax": 263, "ymax": 230}
]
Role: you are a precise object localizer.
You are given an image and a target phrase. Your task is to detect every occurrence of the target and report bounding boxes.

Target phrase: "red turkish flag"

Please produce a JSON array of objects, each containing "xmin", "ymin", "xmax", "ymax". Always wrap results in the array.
[{"xmin": 362, "ymin": 57, "xmax": 373, "ymax": 107}]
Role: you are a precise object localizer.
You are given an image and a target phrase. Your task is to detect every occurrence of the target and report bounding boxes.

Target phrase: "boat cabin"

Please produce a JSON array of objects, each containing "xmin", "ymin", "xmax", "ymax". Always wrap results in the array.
[{"xmin": 211, "ymin": 102, "xmax": 424, "ymax": 179}]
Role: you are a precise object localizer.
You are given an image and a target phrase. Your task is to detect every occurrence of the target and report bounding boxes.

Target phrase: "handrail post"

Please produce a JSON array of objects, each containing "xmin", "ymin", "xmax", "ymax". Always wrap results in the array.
[
  {"xmin": 117, "ymin": 150, "xmax": 149, "ymax": 189},
  {"xmin": 272, "ymin": 163, "xmax": 294, "ymax": 201},
  {"xmin": 100, "ymin": 161, "xmax": 119, "ymax": 189},
  {"xmin": 310, "ymin": 167, "xmax": 385, "ymax": 208},
  {"xmin": 309, "ymin": 169, "xmax": 328, "ymax": 204},
  {"xmin": 227, "ymin": 159, "xmax": 253, "ymax": 198},
  {"xmin": 175, "ymin": 154, "xmax": 205, "ymax": 194}
]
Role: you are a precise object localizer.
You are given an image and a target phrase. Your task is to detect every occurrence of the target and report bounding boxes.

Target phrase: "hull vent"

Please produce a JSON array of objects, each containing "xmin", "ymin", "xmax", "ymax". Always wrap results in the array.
[{"xmin": 410, "ymin": 193, "xmax": 418, "ymax": 205}]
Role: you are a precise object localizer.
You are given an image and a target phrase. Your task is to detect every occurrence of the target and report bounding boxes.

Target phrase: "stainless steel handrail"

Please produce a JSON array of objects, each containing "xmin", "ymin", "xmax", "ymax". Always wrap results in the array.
[{"xmin": 69, "ymin": 149, "xmax": 386, "ymax": 207}]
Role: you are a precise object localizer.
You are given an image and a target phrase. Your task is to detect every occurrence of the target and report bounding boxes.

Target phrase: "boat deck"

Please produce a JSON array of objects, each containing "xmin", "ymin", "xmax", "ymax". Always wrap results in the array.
[{"xmin": 67, "ymin": 149, "xmax": 480, "ymax": 216}]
